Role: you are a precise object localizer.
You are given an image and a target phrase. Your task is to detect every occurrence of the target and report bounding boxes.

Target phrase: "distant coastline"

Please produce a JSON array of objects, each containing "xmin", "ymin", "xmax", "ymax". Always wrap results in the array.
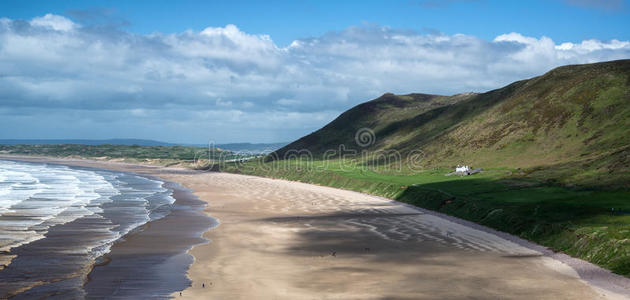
[{"xmin": 0, "ymin": 139, "xmax": 287, "ymax": 154}]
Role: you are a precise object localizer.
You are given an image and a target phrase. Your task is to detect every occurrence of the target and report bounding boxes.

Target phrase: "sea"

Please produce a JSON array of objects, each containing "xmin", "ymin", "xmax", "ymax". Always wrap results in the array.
[{"xmin": 0, "ymin": 159, "xmax": 212, "ymax": 299}]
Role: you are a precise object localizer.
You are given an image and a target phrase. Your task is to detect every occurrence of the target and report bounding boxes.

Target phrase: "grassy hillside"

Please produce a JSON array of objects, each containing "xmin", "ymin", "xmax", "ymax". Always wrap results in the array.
[
  {"xmin": 227, "ymin": 60, "xmax": 630, "ymax": 277},
  {"xmin": 275, "ymin": 59, "xmax": 630, "ymax": 189},
  {"xmin": 274, "ymin": 92, "xmax": 476, "ymax": 157}
]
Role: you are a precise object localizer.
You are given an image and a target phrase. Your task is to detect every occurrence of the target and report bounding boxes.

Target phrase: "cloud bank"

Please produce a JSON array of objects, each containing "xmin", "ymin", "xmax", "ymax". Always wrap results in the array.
[{"xmin": 0, "ymin": 14, "xmax": 629, "ymax": 142}]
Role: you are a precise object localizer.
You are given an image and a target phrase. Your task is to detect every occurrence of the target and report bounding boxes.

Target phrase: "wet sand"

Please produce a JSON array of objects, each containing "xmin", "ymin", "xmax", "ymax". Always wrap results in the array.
[
  {"xmin": 83, "ymin": 181, "xmax": 215, "ymax": 299},
  {"xmin": 0, "ymin": 157, "xmax": 213, "ymax": 299},
  {"xmin": 2, "ymin": 155, "xmax": 629, "ymax": 299}
]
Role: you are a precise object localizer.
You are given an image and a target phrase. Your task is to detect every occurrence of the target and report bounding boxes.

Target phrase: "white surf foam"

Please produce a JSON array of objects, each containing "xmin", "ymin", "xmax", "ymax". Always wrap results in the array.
[
  {"xmin": 0, "ymin": 161, "xmax": 118, "ymax": 252},
  {"xmin": 0, "ymin": 160, "xmax": 175, "ymax": 259}
]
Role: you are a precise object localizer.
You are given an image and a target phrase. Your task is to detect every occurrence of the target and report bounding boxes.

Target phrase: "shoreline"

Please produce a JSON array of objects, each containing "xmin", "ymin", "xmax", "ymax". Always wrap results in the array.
[
  {"xmin": 1, "ymin": 155, "xmax": 629, "ymax": 299},
  {"xmin": 82, "ymin": 179, "xmax": 216, "ymax": 298},
  {"xmin": 0, "ymin": 156, "xmax": 215, "ymax": 298}
]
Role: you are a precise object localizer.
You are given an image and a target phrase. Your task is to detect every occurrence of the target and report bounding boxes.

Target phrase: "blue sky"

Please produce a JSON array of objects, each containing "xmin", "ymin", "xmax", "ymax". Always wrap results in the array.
[
  {"xmin": 0, "ymin": 0, "xmax": 629, "ymax": 143},
  {"xmin": 3, "ymin": 0, "xmax": 629, "ymax": 46}
]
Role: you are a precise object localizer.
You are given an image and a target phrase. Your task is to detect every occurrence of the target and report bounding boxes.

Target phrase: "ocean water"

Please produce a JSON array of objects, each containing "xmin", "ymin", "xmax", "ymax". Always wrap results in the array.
[{"xmin": 0, "ymin": 160, "xmax": 177, "ymax": 298}]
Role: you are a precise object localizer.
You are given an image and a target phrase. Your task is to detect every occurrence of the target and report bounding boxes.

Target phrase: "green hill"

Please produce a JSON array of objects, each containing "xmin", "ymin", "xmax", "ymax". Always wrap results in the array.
[{"xmin": 275, "ymin": 59, "xmax": 630, "ymax": 189}]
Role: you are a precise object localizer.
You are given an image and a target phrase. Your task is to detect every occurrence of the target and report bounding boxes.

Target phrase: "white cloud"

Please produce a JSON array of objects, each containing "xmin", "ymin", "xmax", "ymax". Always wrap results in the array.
[
  {"xmin": 30, "ymin": 14, "xmax": 78, "ymax": 31},
  {"xmin": 556, "ymin": 39, "xmax": 630, "ymax": 52},
  {"xmin": 0, "ymin": 15, "xmax": 629, "ymax": 143}
]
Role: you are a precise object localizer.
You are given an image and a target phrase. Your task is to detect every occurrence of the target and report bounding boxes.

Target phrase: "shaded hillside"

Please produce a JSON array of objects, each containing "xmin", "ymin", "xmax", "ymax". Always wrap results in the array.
[
  {"xmin": 274, "ymin": 59, "xmax": 630, "ymax": 188},
  {"xmin": 275, "ymin": 92, "xmax": 477, "ymax": 156}
]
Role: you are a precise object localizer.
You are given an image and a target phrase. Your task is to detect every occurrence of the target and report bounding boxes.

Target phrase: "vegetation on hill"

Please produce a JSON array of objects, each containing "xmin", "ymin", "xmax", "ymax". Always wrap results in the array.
[
  {"xmin": 275, "ymin": 59, "xmax": 630, "ymax": 189},
  {"xmin": 226, "ymin": 60, "xmax": 630, "ymax": 276}
]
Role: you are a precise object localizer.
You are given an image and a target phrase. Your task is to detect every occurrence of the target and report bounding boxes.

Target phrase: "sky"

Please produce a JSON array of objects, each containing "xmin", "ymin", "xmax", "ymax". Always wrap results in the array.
[{"xmin": 0, "ymin": 0, "xmax": 629, "ymax": 144}]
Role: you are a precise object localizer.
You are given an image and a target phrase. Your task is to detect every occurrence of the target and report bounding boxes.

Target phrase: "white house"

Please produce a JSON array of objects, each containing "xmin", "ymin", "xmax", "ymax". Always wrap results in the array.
[{"xmin": 456, "ymin": 165, "xmax": 471, "ymax": 173}]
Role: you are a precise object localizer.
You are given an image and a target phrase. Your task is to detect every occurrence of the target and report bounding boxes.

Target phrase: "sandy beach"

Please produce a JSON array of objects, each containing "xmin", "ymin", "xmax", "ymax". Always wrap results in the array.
[{"xmin": 2, "ymin": 156, "xmax": 630, "ymax": 300}]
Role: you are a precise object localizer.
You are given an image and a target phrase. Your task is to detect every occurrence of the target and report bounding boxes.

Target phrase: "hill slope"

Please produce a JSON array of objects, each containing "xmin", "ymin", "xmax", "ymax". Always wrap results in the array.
[{"xmin": 275, "ymin": 59, "xmax": 630, "ymax": 188}]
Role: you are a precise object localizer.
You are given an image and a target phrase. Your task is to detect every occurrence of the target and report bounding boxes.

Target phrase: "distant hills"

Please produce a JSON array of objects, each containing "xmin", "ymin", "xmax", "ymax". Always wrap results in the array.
[
  {"xmin": 275, "ymin": 59, "xmax": 630, "ymax": 188},
  {"xmin": 213, "ymin": 143, "xmax": 287, "ymax": 153},
  {"xmin": 0, "ymin": 139, "xmax": 175, "ymax": 146},
  {"xmin": 0, "ymin": 139, "xmax": 287, "ymax": 154}
]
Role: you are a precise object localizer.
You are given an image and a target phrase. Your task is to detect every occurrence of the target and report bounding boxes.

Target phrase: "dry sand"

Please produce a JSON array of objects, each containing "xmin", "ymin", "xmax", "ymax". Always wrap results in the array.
[{"xmin": 2, "ymin": 156, "xmax": 629, "ymax": 299}]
